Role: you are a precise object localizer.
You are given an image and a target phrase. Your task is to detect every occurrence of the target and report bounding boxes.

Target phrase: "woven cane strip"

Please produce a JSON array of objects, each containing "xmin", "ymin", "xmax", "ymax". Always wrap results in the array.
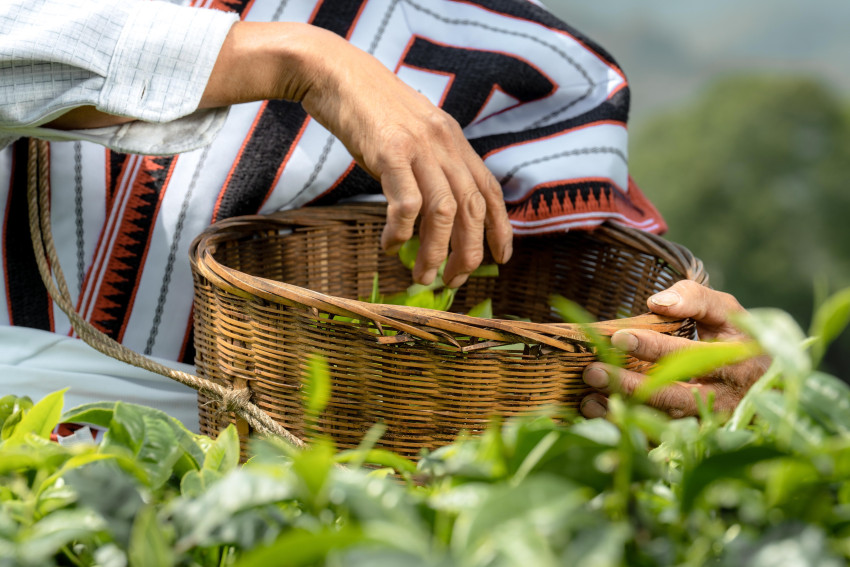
[{"xmin": 190, "ymin": 207, "xmax": 706, "ymax": 459}]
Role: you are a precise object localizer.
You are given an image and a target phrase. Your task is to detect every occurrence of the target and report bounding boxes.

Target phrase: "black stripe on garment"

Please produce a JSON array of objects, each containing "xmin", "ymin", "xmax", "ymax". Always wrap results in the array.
[
  {"xmin": 4, "ymin": 139, "xmax": 52, "ymax": 330},
  {"xmin": 402, "ymin": 37, "xmax": 555, "ymax": 128},
  {"xmin": 212, "ymin": 0, "xmax": 368, "ymax": 222},
  {"xmin": 458, "ymin": 0, "xmax": 624, "ymax": 71},
  {"xmin": 468, "ymin": 87, "xmax": 630, "ymax": 158}
]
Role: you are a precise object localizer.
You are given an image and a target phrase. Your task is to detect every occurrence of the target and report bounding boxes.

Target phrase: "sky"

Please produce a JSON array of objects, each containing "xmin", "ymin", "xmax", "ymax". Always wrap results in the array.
[{"xmin": 540, "ymin": 0, "xmax": 850, "ymax": 124}]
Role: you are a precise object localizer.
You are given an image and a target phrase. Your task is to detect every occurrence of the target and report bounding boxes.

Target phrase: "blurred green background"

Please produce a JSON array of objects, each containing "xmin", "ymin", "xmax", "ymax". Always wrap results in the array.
[{"xmin": 541, "ymin": 0, "xmax": 850, "ymax": 375}]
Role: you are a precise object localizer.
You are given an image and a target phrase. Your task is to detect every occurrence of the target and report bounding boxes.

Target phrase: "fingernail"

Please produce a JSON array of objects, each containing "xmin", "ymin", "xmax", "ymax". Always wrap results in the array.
[
  {"xmin": 581, "ymin": 399, "xmax": 607, "ymax": 419},
  {"xmin": 612, "ymin": 330, "xmax": 638, "ymax": 352},
  {"xmin": 445, "ymin": 273, "xmax": 469, "ymax": 289},
  {"xmin": 650, "ymin": 290, "xmax": 680, "ymax": 307},
  {"xmin": 419, "ymin": 268, "xmax": 438, "ymax": 285},
  {"xmin": 500, "ymin": 241, "xmax": 513, "ymax": 264},
  {"xmin": 583, "ymin": 366, "xmax": 609, "ymax": 389}
]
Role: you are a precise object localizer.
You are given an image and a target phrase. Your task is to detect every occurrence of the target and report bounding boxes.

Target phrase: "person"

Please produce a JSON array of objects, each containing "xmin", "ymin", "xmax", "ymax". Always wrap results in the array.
[{"xmin": 0, "ymin": 0, "xmax": 764, "ymax": 429}]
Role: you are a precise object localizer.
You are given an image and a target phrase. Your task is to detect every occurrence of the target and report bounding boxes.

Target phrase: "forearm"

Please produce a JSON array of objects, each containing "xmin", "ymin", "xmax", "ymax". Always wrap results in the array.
[{"xmin": 48, "ymin": 21, "xmax": 332, "ymax": 130}]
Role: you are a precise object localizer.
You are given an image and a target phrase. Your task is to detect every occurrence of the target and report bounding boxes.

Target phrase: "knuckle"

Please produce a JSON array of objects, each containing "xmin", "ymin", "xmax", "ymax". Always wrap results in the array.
[
  {"xmin": 392, "ymin": 195, "xmax": 422, "ymax": 221},
  {"xmin": 429, "ymin": 194, "xmax": 457, "ymax": 223},
  {"xmin": 381, "ymin": 129, "xmax": 417, "ymax": 163},
  {"xmin": 424, "ymin": 110, "xmax": 455, "ymax": 136},
  {"xmin": 460, "ymin": 191, "xmax": 487, "ymax": 221}
]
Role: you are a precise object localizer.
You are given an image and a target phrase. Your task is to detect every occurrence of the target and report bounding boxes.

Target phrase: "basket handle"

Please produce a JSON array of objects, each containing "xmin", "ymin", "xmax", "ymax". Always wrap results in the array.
[{"xmin": 25, "ymin": 139, "xmax": 304, "ymax": 448}]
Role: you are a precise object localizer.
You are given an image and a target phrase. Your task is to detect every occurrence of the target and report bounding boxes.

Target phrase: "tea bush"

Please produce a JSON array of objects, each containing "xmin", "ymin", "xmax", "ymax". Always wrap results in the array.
[{"xmin": 2, "ymin": 289, "xmax": 850, "ymax": 566}]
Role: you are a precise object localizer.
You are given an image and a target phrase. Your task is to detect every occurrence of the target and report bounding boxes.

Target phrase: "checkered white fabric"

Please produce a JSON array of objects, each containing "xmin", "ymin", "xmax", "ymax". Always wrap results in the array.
[{"xmin": 0, "ymin": 0, "xmax": 238, "ymax": 153}]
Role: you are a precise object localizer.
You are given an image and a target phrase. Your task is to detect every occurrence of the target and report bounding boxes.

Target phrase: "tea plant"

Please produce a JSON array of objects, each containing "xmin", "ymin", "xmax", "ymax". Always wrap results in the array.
[{"xmin": 1, "ymin": 288, "xmax": 850, "ymax": 566}]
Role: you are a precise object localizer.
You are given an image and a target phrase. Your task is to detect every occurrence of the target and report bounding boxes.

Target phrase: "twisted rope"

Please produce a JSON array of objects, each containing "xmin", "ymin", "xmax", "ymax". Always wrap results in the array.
[{"xmin": 26, "ymin": 139, "xmax": 305, "ymax": 449}]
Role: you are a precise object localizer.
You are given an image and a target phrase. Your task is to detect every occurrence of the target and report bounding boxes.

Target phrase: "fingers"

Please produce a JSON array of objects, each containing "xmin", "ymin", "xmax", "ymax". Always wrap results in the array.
[
  {"xmin": 647, "ymin": 281, "xmax": 745, "ymax": 337},
  {"xmin": 583, "ymin": 362, "xmax": 704, "ymax": 418},
  {"xmin": 611, "ymin": 329, "xmax": 701, "ymax": 364},
  {"xmin": 580, "ymin": 392, "xmax": 608, "ymax": 419},
  {"xmin": 380, "ymin": 165, "xmax": 422, "ymax": 255},
  {"xmin": 377, "ymin": 118, "xmax": 512, "ymax": 287}
]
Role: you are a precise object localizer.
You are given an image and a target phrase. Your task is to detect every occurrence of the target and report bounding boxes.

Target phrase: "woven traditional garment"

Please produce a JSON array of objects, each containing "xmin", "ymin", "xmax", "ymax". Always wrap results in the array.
[{"xmin": 0, "ymin": 0, "xmax": 665, "ymax": 365}]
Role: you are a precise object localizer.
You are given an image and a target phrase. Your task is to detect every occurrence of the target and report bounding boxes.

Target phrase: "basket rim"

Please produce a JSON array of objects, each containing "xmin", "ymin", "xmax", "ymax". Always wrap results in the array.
[{"xmin": 189, "ymin": 203, "xmax": 708, "ymax": 351}]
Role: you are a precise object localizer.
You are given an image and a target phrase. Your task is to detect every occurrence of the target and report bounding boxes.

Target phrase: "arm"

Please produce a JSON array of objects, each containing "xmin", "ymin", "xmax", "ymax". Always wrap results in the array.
[
  {"xmin": 580, "ymin": 280, "xmax": 770, "ymax": 419},
  {"xmin": 47, "ymin": 21, "xmax": 514, "ymax": 287}
]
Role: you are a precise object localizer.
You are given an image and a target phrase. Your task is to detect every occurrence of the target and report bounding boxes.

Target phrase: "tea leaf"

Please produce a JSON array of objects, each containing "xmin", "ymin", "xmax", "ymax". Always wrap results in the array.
[
  {"xmin": 798, "ymin": 371, "xmax": 850, "ymax": 436},
  {"xmin": 303, "ymin": 354, "xmax": 331, "ymax": 418},
  {"xmin": 6, "ymin": 389, "xmax": 66, "ymax": 445},
  {"xmin": 60, "ymin": 401, "xmax": 117, "ymax": 429},
  {"xmin": 335, "ymin": 449, "xmax": 417, "ymax": 475},
  {"xmin": 398, "ymin": 237, "xmax": 419, "ymax": 270},
  {"xmin": 469, "ymin": 264, "xmax": 499, "ymax": 278},
  {"xmin": 128, "ymin": 506, "xmax": 174, "ymax": 567},
  {"xmin": 680, "ymin": 445, "xmax": 786, "ymax": 513},
  {"xmin": 734, "ymin": 308, "xmax": 810, "ymax": 377},
  {"xmin": 236, "ymin": 527, "xmax": 367, "ymax": 567},
  {"xmin": 17, "ymin": 509, "xmax": 106, "ymax": 564},
  {"xmin": 549, "ymin": 295, "xmax": 619, "ymax": 367},
  {"xmin": 204, "ymin": 424, "xmax": 240, "ymax": 474},
  {"xmin": 467, "ymin": 298, "xmax": 493, "ymax": 319},
  {"xmin": 636, "ymin": 342, "xmax": 760, "ymax": 403},
  {"xmin": 809, "ymin": 287, "xmax": 850, "ymax": 366},
  {"xmin": 102, "ymin": 402, "xmax": 182, "ymax": 488}
]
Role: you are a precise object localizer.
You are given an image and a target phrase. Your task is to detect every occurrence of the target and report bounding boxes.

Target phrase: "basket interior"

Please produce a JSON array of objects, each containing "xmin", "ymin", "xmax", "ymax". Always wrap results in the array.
[{"xmin": 211, "ymin": 221, "xmax": 681, "ymax": 324}]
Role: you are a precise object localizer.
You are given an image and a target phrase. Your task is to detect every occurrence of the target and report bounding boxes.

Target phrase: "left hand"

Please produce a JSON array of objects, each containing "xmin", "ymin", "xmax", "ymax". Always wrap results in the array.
[{"xmin": 579, "ymin": 280, "xmax": 771, "ymax": 419}]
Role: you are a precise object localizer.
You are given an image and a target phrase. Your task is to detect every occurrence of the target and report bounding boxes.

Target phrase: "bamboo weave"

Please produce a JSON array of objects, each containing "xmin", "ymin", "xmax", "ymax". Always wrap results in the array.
[{"xmin": 191, "ymin": 204, "xmax": 708, "ymax": 459}]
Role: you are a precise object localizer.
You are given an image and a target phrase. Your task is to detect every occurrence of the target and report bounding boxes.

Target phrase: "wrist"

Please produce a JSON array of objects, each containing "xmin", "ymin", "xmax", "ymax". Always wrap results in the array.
[{"xmin": 200, "ymin": 21, "xmax": 337, "ymax": 108}]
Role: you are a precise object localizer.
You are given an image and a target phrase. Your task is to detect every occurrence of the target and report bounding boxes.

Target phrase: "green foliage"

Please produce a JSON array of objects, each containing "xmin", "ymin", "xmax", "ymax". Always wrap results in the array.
[
  {"xmin": 2, "ymin": 290, "xmax": 850, "ymax": 566},
  {"xmin": 630, "ymin": 74, "xmax": 850, "ymax": 374}
]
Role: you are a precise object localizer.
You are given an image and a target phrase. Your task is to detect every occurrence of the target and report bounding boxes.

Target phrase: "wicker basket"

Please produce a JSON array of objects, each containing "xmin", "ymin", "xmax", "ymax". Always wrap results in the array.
[{"xmin": 189, "ymin": 203, "xmax": 707, "ymax": 459}]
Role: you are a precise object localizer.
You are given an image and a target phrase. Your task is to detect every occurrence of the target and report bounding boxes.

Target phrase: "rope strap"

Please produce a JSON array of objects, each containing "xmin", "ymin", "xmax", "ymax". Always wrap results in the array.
[{"xmin": 26, "ymin": 139, "xmax": 305, "ymax": 449}]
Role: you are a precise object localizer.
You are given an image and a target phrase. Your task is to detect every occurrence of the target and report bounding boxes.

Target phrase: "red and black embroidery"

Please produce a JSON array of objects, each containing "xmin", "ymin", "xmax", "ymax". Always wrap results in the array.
[{"xmin": 82, "ymin": 155, "xmax": 176, "ymax": 341}]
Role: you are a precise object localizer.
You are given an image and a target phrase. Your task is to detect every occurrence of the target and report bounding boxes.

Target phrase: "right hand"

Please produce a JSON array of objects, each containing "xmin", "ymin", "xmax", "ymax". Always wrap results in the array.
[{"xmin": 203, "ymin": 22, "xmax": 514, "ymax": 288}]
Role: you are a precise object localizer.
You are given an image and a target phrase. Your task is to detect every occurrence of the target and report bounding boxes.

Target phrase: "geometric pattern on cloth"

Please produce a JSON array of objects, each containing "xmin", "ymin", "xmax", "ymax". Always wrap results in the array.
[{"xmin": 0, "ymin": 0, "xmax": 666, "ymax": 364}]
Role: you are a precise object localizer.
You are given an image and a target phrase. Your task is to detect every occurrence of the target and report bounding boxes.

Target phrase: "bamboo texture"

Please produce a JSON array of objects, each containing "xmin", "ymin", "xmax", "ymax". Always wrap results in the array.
[{"xmin": 191, "ymin": 204, "xmax": 708, "ymax": 459}]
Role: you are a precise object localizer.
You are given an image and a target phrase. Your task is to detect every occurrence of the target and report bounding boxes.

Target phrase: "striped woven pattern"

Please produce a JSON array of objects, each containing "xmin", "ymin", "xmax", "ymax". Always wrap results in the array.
[{"xmin": 191, "ymin": 203, "xmax": 707, "ymax": 459}]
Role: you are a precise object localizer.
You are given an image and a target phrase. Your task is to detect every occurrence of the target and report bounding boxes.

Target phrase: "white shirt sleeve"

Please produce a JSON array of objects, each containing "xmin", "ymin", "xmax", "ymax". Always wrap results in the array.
[{"xmin": 0, "ymin": 0, "xmax": 239, "ymax": 155}]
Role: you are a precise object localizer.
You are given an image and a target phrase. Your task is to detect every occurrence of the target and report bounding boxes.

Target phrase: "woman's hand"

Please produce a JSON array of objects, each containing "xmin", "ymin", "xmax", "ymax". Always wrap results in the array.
[
  {"xmin": 580, "ymin": 280, "xmax": 771, "ymax": 419},
  {"xmin": 203, "ymin": 22, "xmax": 514, "ymax": 288},
  {"xmin": 47, "ymin": 21, "xmax": 514, "ymax": 289}
]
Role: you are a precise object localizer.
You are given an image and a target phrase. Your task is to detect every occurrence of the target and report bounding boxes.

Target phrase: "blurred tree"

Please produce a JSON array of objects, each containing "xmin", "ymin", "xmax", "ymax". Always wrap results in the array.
[{"xmin": 630, "ymin": 75, "xmax": 850, "ymax": 374}]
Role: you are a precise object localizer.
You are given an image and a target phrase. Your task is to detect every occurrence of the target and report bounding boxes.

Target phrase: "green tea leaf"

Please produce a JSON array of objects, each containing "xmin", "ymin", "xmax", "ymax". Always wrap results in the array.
[
  {"xmin": 236, "ymin": 527, "xmax": 367, "ymax": 567},
  {"xmin": 467, "ymin": 298, "xmax": 493, "ymax": 319},
  {"xmin": 734, "ymin": 308, "xmax": 810, "ymax": 377},
  {"xmin": 204, "ymin": 423, "xmax": 240, "ymax": 474},
  {"xmin": 798, "ymin": 371, "xmax": 850, "ymax": 436},
  {"xmin": 469, "ymin": 264, "xmax": 499, "ymax": 278},
  {"xmin": 60, "ymin": 401, "xmax": 117, "ymax": 429},
  {"xmin": 680, "ymin": 445, "xmax": 786, "ymax": 513},
  {"xmin": 637, "ymin": 342, "xmax": 760, "ymax": 403},
  {"xmin": 335, "ymin": 449, "xmax": 417, "ymax": 475},
  {"xmin": 303, "ymin": 354, "xmax": 331, "ymax": 418},
  {"xmin": 128, "ymin": 506, "xmax": 174, "ymax": 567},
  {"xmin": 809, "ymin": 287, "xmax": 850, "ymax": 366},
  {"xmin": 369, "ymin": 272, "xmax": 382, "ymax": 304},
  {"xmin": 172, "ymin": 469, "xmax": 296, "ymax": 550},
  {"xmin": 549, "ymin": 295, "xmax": 619, "ymax": 367},
  {"xmin": 102, "ymin": 402, "xmax": 182, "ymax": 488},
  {"xmin": 398, "ymin": 237, "xmax": 420, "ymax": 270},
  {"xmin": 6, "ymin": 389, "xmax": 66, "ymax": 445},
  {"xmin": 17, "ymin": 509, "xmax": 106, "ymax": 564},
  {"xmin": 751, "ymin": 390, "xmax": 826, "ymax": 451}
]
